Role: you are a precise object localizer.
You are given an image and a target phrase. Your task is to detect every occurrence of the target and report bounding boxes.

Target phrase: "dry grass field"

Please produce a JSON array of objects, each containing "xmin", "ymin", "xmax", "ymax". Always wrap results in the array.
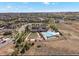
[
  {"xmin": 24, "ymin": 21, "xmax": 79, "ymax": 56},
  {"xmin": 0, "ymin": 43, "xmax": 14, "ymax": 56},
  {"xmin": 0, "ymin": 20, "xmax": 79, "ymax": 56}
]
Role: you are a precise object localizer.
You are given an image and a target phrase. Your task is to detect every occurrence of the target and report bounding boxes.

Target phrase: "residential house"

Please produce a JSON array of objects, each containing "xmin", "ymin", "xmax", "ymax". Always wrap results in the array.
[{"xmin": 27, "ymin": 17, "xmax": 49, "ymax": 32}]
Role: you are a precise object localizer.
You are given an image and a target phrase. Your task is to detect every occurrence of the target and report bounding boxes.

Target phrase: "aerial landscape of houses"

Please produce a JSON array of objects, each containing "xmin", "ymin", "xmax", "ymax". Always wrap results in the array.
[{"xmin": 0, "ymin": 2, "xmax": 79, "ymax": 56}]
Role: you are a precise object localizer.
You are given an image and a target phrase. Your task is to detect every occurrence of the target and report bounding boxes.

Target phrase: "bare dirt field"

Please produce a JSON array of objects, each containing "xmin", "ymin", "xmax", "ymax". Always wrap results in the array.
[
  {"xmin": 25, "ymin": 21, "xmax": 79, "ymax": 56},
  {"xmin": 0, "ymin": 21, "xmax": 79, "ymax": 56},
  {"xmin": 0, "ymin": 43, "xmax": 14, "ymax": 56}
]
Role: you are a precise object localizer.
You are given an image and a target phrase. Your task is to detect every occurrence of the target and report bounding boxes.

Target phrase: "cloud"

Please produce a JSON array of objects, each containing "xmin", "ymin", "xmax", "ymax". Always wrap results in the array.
[
  {"xmin": 6, "ymin": 5, "xmax": 12, "ymax": 9},
  {"xmin": 52, "ymin": 2, "xmax": 58, "ymax": 5},
  {"xmin": 43, "ymin": 2, "xmax": 57, "ymax": 5},
  {"xmin": 22, "ymin": 2, "xmax": 28, "ymax": 4},
  {"xmin": 52, "ymin": 3, "xmax": 56, "ymax": 5},
  {"xmin": 0, "ymin": 5, "xmax": 13, "ymax": 11},
  {"xmin": 43, "ymin": 2, "xmax": 50, "ymax": 5},
  {"xmin": 43, "ymin": 2, "xmax": 58, "ymax": 5}
]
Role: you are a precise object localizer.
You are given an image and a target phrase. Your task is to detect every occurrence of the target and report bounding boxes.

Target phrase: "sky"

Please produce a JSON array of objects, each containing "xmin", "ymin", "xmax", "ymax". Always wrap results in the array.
[{"xmin": 0, "ymin": 2, "xmax": 79, "ymax": 12}]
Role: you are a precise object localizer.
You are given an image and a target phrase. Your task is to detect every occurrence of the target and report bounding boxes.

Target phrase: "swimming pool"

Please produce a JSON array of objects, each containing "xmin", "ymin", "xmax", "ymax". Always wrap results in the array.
[{"xmin": 41, "ymin": 31, "xmax": 59, "ymax": 39}]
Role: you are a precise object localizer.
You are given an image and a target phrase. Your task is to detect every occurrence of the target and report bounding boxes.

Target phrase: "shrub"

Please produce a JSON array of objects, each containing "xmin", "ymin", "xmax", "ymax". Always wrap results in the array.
[
  {"xmin": 50, "ymin": 24, "xmax": 58, "ymax": 32},
  {"xmin": 37, "ymin": 45, "xmax": 41, "ymax": 48},
  {"xmin": 3, "ymin": 31, "xmax": 12, "ymax": 35}
]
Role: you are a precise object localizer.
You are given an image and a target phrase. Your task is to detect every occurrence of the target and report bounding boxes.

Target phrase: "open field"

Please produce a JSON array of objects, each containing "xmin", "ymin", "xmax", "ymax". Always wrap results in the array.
[
  {"xmin": 24, "ymin": 21, "xmax": 79, "ymax": 56},
  {"xmin": 0, "ymin": 13, "xmax": 79, "ymax": 55},
  {"xmin": 0, "ymin": 43, "xmax": 14, "ymax": 55},
  {"xmin": 0, "ymin": 20, "xmax": 79, "ymax": 56}
]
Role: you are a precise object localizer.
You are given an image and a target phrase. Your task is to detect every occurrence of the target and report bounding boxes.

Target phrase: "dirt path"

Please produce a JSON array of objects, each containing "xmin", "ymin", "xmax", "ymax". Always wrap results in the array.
[{"xmin": 25, "ymin": 33, "xmax": 31, "ymax": 41}]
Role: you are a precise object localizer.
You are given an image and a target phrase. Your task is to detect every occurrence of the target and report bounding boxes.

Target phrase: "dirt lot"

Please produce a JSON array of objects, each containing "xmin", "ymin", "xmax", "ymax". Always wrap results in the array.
[
  {"xmin": 0, "ymin": 20, "xmax": 79, "ymax": 56},
  {"xmin": 0, "ymin": 43, "xmax": 14, "ymax": 56},
  {"xmin": 25, "ymin": 21, "xmax": 79, "ymax": 56}
]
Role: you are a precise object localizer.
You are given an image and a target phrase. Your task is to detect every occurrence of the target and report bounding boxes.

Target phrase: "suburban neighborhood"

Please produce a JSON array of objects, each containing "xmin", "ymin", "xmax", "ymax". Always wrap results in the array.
[
  {"xmin": 0, "ymin": 12, "xmax": 79, "ymax": 55},
  {"xmin": 0, "ymin": 2, "xmax": 79, "ymax": 56}
]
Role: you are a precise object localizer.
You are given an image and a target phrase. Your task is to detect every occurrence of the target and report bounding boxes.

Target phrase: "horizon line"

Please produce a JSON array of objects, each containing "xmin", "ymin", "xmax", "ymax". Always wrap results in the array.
[{"xmin": 0, "ymin": 11, "xmax": 79, "ymax": 13}]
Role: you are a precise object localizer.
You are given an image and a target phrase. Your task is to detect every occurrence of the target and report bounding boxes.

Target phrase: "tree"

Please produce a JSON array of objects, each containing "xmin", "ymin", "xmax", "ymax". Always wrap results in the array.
[
  {"xmin": 50, "ymin": 24, "xmax": 58, "ymax": 32},
  {"xmin": 11, "ymin": 31, "xmax": 33, "ymax": 55},
  {"xmin": 47, "ymin": 18, "xmax": 58, "ymax": 32}
]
